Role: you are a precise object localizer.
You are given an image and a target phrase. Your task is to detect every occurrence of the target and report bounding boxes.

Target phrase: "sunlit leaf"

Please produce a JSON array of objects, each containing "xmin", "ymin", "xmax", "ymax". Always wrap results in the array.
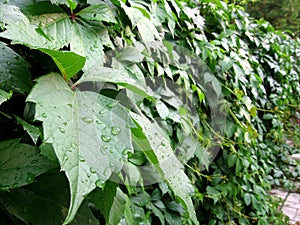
[{"xmin": 27, "ymin": 73, "xmax": 133, "ymax": 224}]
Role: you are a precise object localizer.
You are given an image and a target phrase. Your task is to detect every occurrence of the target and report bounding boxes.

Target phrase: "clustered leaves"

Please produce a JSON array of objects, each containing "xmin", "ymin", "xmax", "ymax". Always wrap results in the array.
[{"xmin": 0, "ymin": 0, "xmax": 299, "ymax": 225}]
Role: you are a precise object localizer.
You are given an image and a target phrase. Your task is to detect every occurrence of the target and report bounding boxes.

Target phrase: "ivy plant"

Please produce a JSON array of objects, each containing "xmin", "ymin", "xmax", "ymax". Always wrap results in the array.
[{"xmin": 0, "ymin": 0, "xmax": 299, "ymax": 225}]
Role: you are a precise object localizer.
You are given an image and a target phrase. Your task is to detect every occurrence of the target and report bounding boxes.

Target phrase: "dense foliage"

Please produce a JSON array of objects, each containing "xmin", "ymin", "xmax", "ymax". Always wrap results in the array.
[{"xmin": 0, "ymin": 0, "xmax": 299, "ymax": 225}]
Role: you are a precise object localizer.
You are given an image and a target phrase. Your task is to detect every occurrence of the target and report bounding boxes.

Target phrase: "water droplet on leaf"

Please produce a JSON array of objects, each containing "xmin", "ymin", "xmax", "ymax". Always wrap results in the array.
[
  {"xmin": 59, "ymin": 127, "xmax": 65, "ymax": 133},
  {"xmin": 90, "ymin": 167, "xmax": 96, "ymax": 174},
  {"xmin": 107, "ymin": 101, "xmax": 118, "ymax": 108},
  {"xmin": 31, "ymin": 159, "xmax": 37, "ymax": 164},
  {"xmin": 101, "ymin": 135, "xmax": 111, "ymax": 142},
  {"xmin": 96, "ymin": 179, "xmax": 105, "ymax": 188},
  {"xmin": 80, "ymin": 156, "xmax": 85, "ymax": 162},
  {"xmin": 41, "ymin": 113, "xmax": 47, "ymax": 118},
  {"xmin": 26, "ymin": 173, "xmax": 35, "ymax": 183},
  {"xmin": 111, "ymin": 126, "xmax": 121, "ymax": 135},
  {"xmin": 81, "ymin": 116, "xmax": 94, "ymax": 124},
  {"xmin": 96, "ymin": 120, "xmax": 102, "ymax": 124}
]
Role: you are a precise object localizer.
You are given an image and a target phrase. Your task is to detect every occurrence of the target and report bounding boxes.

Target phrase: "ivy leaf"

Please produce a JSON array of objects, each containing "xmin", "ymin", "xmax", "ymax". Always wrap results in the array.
[
  {"xmin": 15, "ymin": 116, "xmax": 41, "ymax": 144},
  {"xmin": 77, "ymin": 3, "xmax": 117, "ymax": 23},
  {"xmin": 70, "ymin": 23, "xmax": 111, "ymax": 71},
  {"xmin": 27, "ymin": 73, "xmax": 133, "ymax": 224},
  {"xmin": 0, "ymin": 42, "xmax": 33, "ymax": 93},
  {"xmin": 90, "ymin": 182, "xmax": 132, "ymax": 225},
  {"xmin": 0, "ymin": 3, "xmax": 29, "ymax": 28},
  {"xmin": 0, "ymin": 173, "xmax": 98, "ymax": 225},
  {"xmin": 76, "ymin": 66, "xmax": 154, "ymax": 100},
  {"xmin": 244, "ymin": 193, "xmax": 252, "ymax": 206},
  {"xmin": 0, "ymin": 139, "xmax": 57, "ymax": 191},
  {"xmin": 38, "ymin": 48, "xmax": 86, "ymax": 80},
  {"xmin": 50, "ymin": 0, "xmax": 78, "ymax": 8},
  {"xmin": 0, "ymin": 20, "xmax": 50, "ymax": 48},
  {"xmin": 0, "ymin": 89, "xmax": 12, "ymax": 105},
  {"xmin": 130, "ymin": 113, "xmax": 199, "ymax": 225},
  {"xmin": 120, "ymin": 1, "xmax": 160, "ymax": 44}
]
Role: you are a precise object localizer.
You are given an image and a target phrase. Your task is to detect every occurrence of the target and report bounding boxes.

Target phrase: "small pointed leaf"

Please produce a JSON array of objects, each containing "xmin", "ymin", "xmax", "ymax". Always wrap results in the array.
[
  {"xmin": 77, "ymin": 3, "xmax": 117, "ymax": 23},
  {"xmin": 0, "ymin": 89, "xmax": 12, "ymax": 105},
  {"xmin": 38, "ymin": 48, "xmax": 85, "ymax": 80}
]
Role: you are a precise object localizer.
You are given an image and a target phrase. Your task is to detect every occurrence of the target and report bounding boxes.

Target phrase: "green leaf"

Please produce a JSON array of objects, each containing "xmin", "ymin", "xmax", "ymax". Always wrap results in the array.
[
  {"xmin": 0, "ymin": 42, "xmax": 33, "ymax": 93},
  {"xmin": 38, "ymin": 48, "xmax": 85, "ymax": 80},
  {"xmin": 75, "ymin": 66, "xmax": 155, "ymax": 100},
  {"xmin": 120, "ymin": 1, "xmax": 160, "ymax": 44},
  {"xmin": 130, "ymin": 113, "xmax": 199, "ymax": 225},
  {"xmin": 0, "ymin": 89, "xmax": 12, "ymax": 105},
  {"xmin": 50, "ymin": 0, "xmax": 78, "ymax": 8},
  {"xmin": 91, "ymin": 182, "xmax": 133, "ymax": 225},
  {"xmin": 0, "ymin": 3, "xmax": 29, "ymax": 28},
  {"xmin": 90, "ymin": 181, "xmax": 117, "ymax": 223},
  {"xmin": 263, "ymin": 113, "xmax": 274, "ymax": 120},
  {"xmin": 28, "ymin": 11, "xmax": 72, "ymax": 49},
  {"xmin": 71, "ymin": 23, "xmax": 112, "ymax": 70},
  {"xmin": 77, "ymin": 3, "xmax": 117, "ymax": 23},
  {"xmin": 27, "ymin": 73, "xmax": 133, "ymax": 224},
  {"xmin": 244, "ymin": 193, "xmax": 252, "ymax": 206},
  {"xmin": 15, "ymin": 116, "xmax": 41, "ymax": 144},
  {"xmin": 227, "ymin": 154, "xmax": 237, "ymax": 168},
  {"xmin": 0, "ymin": 139, "xmax": 57, "ymax": 190},
  {"xmin": 0, "ymin": 20, "xmax": 51, "ymax": 48},
  {"xmin": 0, "ymin": 173, "xmax": 98, "ymax": 225}
]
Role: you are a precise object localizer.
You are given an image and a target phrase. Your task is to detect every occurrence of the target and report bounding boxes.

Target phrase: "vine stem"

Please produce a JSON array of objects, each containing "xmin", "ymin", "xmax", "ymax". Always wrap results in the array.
[{"xmin": 0, "ymin": 111, "xmax": 12, "ymax": 119}]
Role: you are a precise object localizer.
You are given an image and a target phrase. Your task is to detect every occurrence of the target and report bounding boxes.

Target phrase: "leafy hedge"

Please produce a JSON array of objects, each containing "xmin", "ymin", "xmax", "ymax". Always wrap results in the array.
[{"xmin": 0, "ymin": 0, "xmax": 299, "ymax": 225}]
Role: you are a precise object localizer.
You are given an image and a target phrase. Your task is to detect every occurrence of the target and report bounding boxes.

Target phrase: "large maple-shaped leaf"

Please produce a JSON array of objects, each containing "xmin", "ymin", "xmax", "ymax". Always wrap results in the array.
[
  {"xmin": 27, "ymin": 73, "xmax": 133, "ymax": 224},
  {"xmin": 130, "ymin": 113, "xmax": 199, "ymax": 225}
]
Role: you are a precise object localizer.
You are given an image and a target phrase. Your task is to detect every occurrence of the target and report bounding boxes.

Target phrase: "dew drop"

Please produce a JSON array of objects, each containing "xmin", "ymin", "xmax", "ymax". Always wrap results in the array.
[
  {"xmin": 111, "ymin": 126, "xmax": 121, "ymax": 135},
  {"xmin": 6, "ymin": 61, "xmax": 11, "ymax": 66},
  {"xmin": 26, "ymin": 173, "xmax": 35, "ymax": 183},
  {"xmin": 106, "ymin": 101, "xmax": 118, "ymax": 108},
  {"xmin": 59, "ymin": 127, "xmax": 65, "ymax": 133},
  {"xmin": 98, "ymin": 110, "xmax": 105, "ymax": 115},
  {"xmin": 101, "ymin": 135, "xmax": 111, "ymax": 142},
  {"xmin": 88, "ymin": 219, "xmax": 93, "ymax": 224},
  {"xmin": 90, "ymin": 167, "xmax": 96, "ymax": 174},
  {"xmin": 96, "ymin": 179, "xmax": 105, "ymax": 188},
  {"xmin": 96, "ymin": 120, "xmax": 103, "ymax": 124},
  {"xmin": 31, "ymin": 159, "xmax": 37, "ymax": 164},
  {"xmin": 104, "ymin": 168, "xmax": 110, "ymax": 177},
  {"xmin": 62, "ymin": 155, "xmax": 68, "ymax": 164},
  {"xmin": 81, "ymin": 116, "xmax": 94, "ymax": 124},
  {"xmin": 41, "ymin": 113, "xmax": 47, "ymax": 118},
  {"xmin": 122, "ymin": 148, "xmax": 131, "ymax": 155},
  {"xmin": 161, "ymin": 141, "xmax": 166, "ymax": 146},
  {"xmin": 109, "ymin": 149, "xmax": 114, "ymax": 154},
  {"xmin": 79, "ymin": 156, "xmax": 85, "ymax": 162}
]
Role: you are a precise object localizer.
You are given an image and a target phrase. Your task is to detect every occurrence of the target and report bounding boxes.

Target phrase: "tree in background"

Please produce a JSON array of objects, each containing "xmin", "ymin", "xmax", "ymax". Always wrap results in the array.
[{"xmin": 228, "ymin": 0, "xmax": 300, "ymax": 36}]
